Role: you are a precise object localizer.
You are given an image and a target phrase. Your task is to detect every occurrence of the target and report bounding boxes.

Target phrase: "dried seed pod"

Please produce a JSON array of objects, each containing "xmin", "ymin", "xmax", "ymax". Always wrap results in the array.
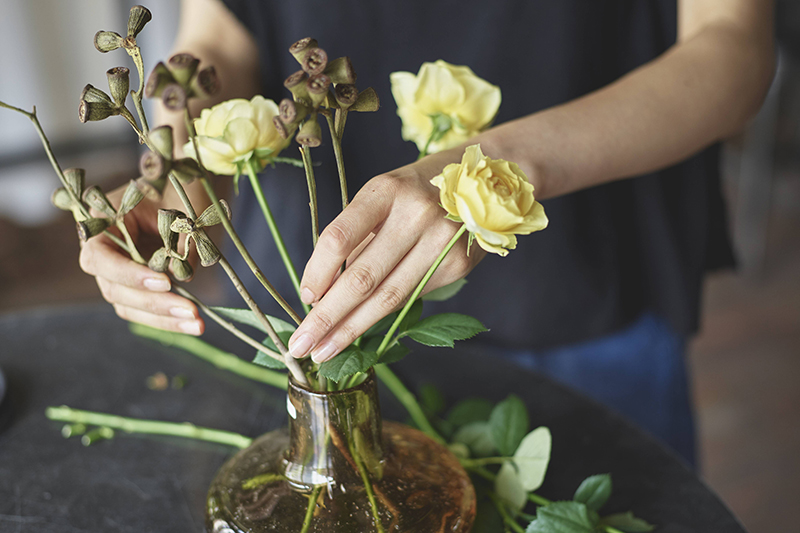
[
  {"xmin": 170, "ymin": 216, "xmax": 195, "ymax": 235},
  {"xmin": 195, "ymin": 199, "xmax": 231, "ymax": 228},
  {"xmin": 272, "ymin": 116, "xmax": 295, "ymax": 140},
  {"xmin": 81, "ymin": 84, "xmax": 113, "ymax": 104},
  {"xmin": 82, "ymin": 186, "xmax": 117, "ymax": 218},
  {"xmin": 334, "ymin": 84, "xmax": 359, "ymax": 109},
  {"xmin": 324, "ymin": 56, "xmax": 357, "ymax": 85},
  {"xmin": 350, "ymin": 86, "xmax": 380, "ymax": 112},
  {"xmin": 171, "ymin": 158, "xmax": 203, "ymax": 183},
  {"xmin": 161, "ymin": 83, "xmax": 187, "ymax": 111},
  {"xmin": 76, "ymin": 217, "xmax": 111, "ymax": 242},
  {"xmin": 168, "ymin": 53, "xmax": 200, "ymax": 86},
  {"xmin": 51, "ymin": 187, "xmax": 75, "ymax": 211},
  {"xmin": 117, "ymin": 180, "xmax": 145, "ymax": 217},
  {"xmin": 306, "ymin": 74, "xmax": 332, "ymax": 107},
  {"xmin": 63, "ymin": 168, "xmax": 86, "ymax": 196},
  {"xmin": 94, "ymin": 30, "xmax": 123, "ymax": 53},
  {"xmin": 144, "ymin": 62, "xmax": 174, "ymax": 98},
  {"xmin": 79, "ymin": 85, "xmax": 118, "ymax": 123},
  {"xmin": 301, "ymin": 47, "xmax": 328, "ymax": 76},
  {"xmin": 190, "ymin": 66, "xmax": 220, "ymax": 98},
  {"xmin": 157, "ymin": 209, "xmax": 183, "ymax": 251},
  {"xmin": 296, "ymin": 117, "xmax": 322, "ymax": 147},
  {"xmin": 170, "ymin": 258, "xmax": 194, "ymax": 281},
  {"xmin": 139, "ymin": 151, "xmax": 168, "ymax": 181},
  {"xmin": 148, "ymin": 126, "xmax": 174, "ymax": 158},
  {"xmin": 127, "ymin": 5, "xmax": 152, "ymax": 38},
  {"xmin": 191, "ymin": 231, "xmax": 221, "ymax": 267},
  {"xmin": 289, "ymin": 37, "xmax": 318, "ymax": 64},
  {"xmin": 284, "ymin": 70, "xmax": 310, "ymax": 102},
  {"xmin": 135, "ymin": 175, "xmax": 166, "ymax": 200},
  {"xmin": 279, "ymin": 99, "xmax": 309, "ymax": 125},
  {"xmin": 106, "ymin": 67, "xmax": 130, "ymax": 107},
  {"xmin": 148, "ymin": 247, "xmax": 170, "ymax": 272}
]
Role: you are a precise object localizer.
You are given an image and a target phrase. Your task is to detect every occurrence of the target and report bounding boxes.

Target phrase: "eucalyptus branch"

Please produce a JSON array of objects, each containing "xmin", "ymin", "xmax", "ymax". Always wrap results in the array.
[
  {"xmin": 300, "ymin": 486, "xmax": 323, "ymax": 533},
  {"xmin": 299, "ymin": 146, "xmax": 319, "ymax": 246},
  {"xmin": 129, "ymin": 322, "xmax": 288, "ymax": 389},
  {"xmin": 124, "ymin": 45, "xmax": 149, "ymax": 134},
  {"xmin": 324, "ymin": 112, "xmax": 349, "ymax": 210},
  {"xmin": 46, "ymin": 405, "xmax": 252, "ymax": 449},
  {"xmin": 244, "ymin": 158, "xmax": 309, "ymax": 314}
]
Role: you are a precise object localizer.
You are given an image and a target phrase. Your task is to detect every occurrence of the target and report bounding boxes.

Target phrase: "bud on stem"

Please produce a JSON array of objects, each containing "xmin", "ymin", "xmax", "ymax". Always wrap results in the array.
[
  {"xmin": 127, "ymin": 5, "xmax": 152, "ymax": 38},
  {"xmin": 106, "ymin": 67, "xmax": 130, "ymax": 107},
  {"xmin": 289, "ymin": 37, "xmax": 318, "ymax": 64}
]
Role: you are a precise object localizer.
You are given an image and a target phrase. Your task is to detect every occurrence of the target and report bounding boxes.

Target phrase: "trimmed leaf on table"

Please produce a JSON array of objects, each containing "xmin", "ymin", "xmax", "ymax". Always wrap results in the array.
[
  {"xmin": 526, "ymin": 501, "xmax": 598, "ymax": 533},
  {"xmin": 318, "ymin": 346, "xmax": 379, "ymax": 382},
  {"xmin": 452, "ymin": 421, "xmax": 497, "ymax": 457},
  {"xmin": 447, "ymin": 397, "xmax": 495, "ymax": 428},
  {"xmin": 489, "ymin": 394, "xmax": 530, "ymax": 456},
  {"xmin": 402, "ymin": 313, "xmax": 488, "ymax": 348},
  {"xmin": 513, "ymin": 426, "xmax": 551, "ymax": 491},
  {"xmin": 574, "ymin": 473, "xmax": 612, "ymax": 512},
  {"xmin": 422, "ymin": 278, "xmax": 468, "ymax": 301},
  {"xmin": 600, "ymin": 512, "xmax": 655, "ymax": 532}
]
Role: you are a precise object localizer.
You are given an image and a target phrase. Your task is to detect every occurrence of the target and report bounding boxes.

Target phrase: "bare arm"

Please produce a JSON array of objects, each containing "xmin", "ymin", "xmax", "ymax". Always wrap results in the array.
[{"xmin": 288, "ymin": 0, "xmax": 776, "ymax": 363}]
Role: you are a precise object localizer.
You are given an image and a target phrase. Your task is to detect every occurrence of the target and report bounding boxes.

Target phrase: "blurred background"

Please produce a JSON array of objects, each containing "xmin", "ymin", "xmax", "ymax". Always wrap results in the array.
[{"xmin": 1, "ymin": 2, "xmax": 798, "ymax": 532}]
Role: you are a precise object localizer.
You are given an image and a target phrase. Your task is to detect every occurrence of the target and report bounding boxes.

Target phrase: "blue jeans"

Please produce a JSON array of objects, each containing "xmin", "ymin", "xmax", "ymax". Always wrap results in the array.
[{"xmin": 504, "ymin": 313, "xmax": 696, "ymax": 467}]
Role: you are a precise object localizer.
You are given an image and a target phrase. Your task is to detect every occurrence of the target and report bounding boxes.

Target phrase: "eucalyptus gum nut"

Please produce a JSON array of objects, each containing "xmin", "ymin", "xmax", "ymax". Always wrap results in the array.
[
  {"xmin": 284, "ymin": 70, "xmax": 310, "ymax": 101},
  {"xmin": 168, "ymin": 53, "xmax": 200, "ymax": 87},
  {"xmin": 144, "ymin": 62, "xmax": 174, "ymax": 99},
  {"xmin": 170, "ymin": 217, "xmax": 195, "ymax": 235},
  {"xmin": 127, "ymin": 5, "xmax": 152, "ymax": 38},
  {"xmin": 79, "ymin": 100, "xmax": 117, "ymax": 123},
  {"xmin": 148, "ymin": 247, "xmax": 170, "ymax": 273},
  {"xmin": 157, "ymin": 209, "xmax": 183, "ymax": 249},
  {"xmin": 76, "ymin": 217, "xmax": 111, "ymax": 242},
  {"xmin": 135, "ymin": 176, "xmax": 166, "ymax": 200},
  {"xmin": 289, "ymin": 37, "xmax": 318, "ymax": 64},
  {"xmin": 279, "ymin": 98, "xmax": 309, "ymax": 125},
  {"xmin": 80, "ymin": 84, "xmax": 114, "ymax": 104},
  {"xmin": 334, "ymin": 84, "xmax": 359, "ymax": 109},
  {"xmin": 82, "ymin": 186, "xmax": 117, "ymax": 218},
  {"xmin": 51, "ymin": 188, "xmax": 75, "ymax": 211},
  {"xmin": 63, "ymin": 168, "xmax": 86, "ymax": 196},
  {"xmin": 350, "ymin": 86, "xmax": 380, "ymax": 112},
  {"xmin": 139, "ymin": 151, "xmax": 168, "ymax": 181},
  {"xmin": 117, "ymin": 180, "xmax": 145, "ymax": 217},
  {"xmin": 94, "ymin": 30, "xmax": 123, "ymax": 53},
  {"xmin": 171, "ymin": 258, "xmax": 194, "ymax": 282},
  {"xmin": 147, "ymin": 125, "xmax": 174, "ymax": 158},
  {"xmin": 272, "ymin": 116, "xmax": 295, "ymax": 140},
  {"xmin": 324, "ymin": 56, "xmax": 357, "ymax": 85},
  {"xmin": 306, "ymin": 74, "xmax": 331, "ymax": 107},
  {"xmin": 171, "ymin": 158, "xmax": 203, "ymax": 181},
  {"xmin": 192, "ymin": 232, "xmax": 221, "ymax": 267},
  {"xmin": 190, "ymin": 66, "xmax": 221, "ymax": 98},
  {"xmin": 106, "ymin": 67, "xmax": 130, "ymax": 106},
  {"xmin": 161, "ymin": 83, "xmax": 187, "ymax": 111},
  {"xmin": 195, "ymin": 199, "xmax": 231, "ymax": 228},
  {"xmin": 301, "ymin": 47, "xmax": 328, "ymax": 76},
  {"xmin": 296, "ymin": 117, "xmax": 322, "ymax": 147}
]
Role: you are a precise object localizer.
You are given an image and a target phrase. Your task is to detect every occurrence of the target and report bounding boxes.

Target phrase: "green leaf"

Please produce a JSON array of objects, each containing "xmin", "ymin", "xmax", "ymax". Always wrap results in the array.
[
  {"xmin": 251, "ymin": 329, "xmax": 294, "ymax": 369},
  {"xmin": 600, "ymin": 512, "xmax": 655, "ymax": 532},
  {"xmin": 489, "ymin": 394, "xmax": 530, "ymax": 456},
  {"xmin": 574, "ymin": 473, "xmax": 612, "ymax": 512},
  {"xmin": 526, "ymin": 501, "xmax": 598, "ymax": 533},
  {"xmin": 495, "ymin": 461, "xmax": 527, "ymax": 512},
  {"xmin": 419, "ymin": 384, "xmax": 445, "ymax": 416},
  {"xmin": 210, "ymin": 307, "xmax": 296, "ymax": 335},
  {"xmin": 398, "ymin": 299, "xmax": 424, "ymax": 333},
  {"xmin": 422, "ymin": 279, "xmax": 468, "ymax": 302},
  {"xmin": 513, "ymin": 427, "xmax": 551, "ymax": 491},
  {"xmin": 318, "ymin": 346, "xmax": 379, "ymax": 382},
  {"xmin": 452, "ymin": 421, "xmax": 496, "ymax": 457},
  {"xmin": 402, "ymin": 313, "xmax": 487, "ymax": 348},
  {"xmin": 447, "ymin": 398, "xmax": 495, "ymax": 428},
  {"xmin": 377, "ymin": 341, "xmax": 409, "ymax": 364},
  {"xmin": 363, "ymin": 312, "xmax": 398, "ymax": 338}
]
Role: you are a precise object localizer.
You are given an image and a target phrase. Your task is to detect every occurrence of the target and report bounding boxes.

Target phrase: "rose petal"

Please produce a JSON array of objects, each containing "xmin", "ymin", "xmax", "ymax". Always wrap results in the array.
[
  {"xmin": 223, "ymin": 117, "xmax": 259, "ymax": 156},
  {"xmin": 415, "ymin": 62, "xmax": 465, "ymax": 116}
]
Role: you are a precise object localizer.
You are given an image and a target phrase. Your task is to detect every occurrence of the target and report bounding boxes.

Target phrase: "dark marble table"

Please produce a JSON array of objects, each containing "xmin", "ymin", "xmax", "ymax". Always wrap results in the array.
[{"xmin": 0, "ymin": 306, "xmax": 745, "ymax": 532}]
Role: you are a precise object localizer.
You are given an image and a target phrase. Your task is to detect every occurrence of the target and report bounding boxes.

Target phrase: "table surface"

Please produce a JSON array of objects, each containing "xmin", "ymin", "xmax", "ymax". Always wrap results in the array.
[{"xmin": 0, "ymin": 306, "xmax": 745, "ymax": 533}]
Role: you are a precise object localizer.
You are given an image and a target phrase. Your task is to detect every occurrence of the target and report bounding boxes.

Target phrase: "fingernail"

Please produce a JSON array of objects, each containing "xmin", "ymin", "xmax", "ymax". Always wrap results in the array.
[
  {"xmin": 170, "ymin": 307, "xmax": 195, "ymax": 319},
  {"xmin": 144, "ymin": 277, "xmax": 170, "ymax": 291},
  {"xmin": 179, "ymin": 321, "xmax": 202, "ymax": 335},
  {"xmin": 300, "ymin": 287, "xmax": 315, "ymax": 305},
  {"xmin": 311, "ymin": 342, "xmax": 337, "ymax": 363},
  {"xmin": 289, "ymin": 333, "xmax": 314, "ymax": 359}
]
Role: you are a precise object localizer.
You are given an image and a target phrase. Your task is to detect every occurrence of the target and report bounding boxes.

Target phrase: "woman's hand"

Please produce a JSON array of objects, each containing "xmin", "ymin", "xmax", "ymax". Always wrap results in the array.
[
  {"xmin": 78, "ymin": 186, "xmax": 204, "ymax": 335},
  {"xmin": 287, "ymin": 158, "xmax": 485, "ymax": 363}
]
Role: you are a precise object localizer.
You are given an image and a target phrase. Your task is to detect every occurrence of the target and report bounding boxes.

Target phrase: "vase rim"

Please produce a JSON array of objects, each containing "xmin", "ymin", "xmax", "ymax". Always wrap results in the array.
[{"xmin": 288, "ymin": 367, "xmax": 376, "ymax": 397}]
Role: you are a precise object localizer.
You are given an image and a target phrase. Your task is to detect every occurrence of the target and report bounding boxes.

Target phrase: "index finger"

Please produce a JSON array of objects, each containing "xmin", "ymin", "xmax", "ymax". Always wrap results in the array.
[{"xmin": 79, "ymin": 235, "xmax": 171, "ymax": 292}]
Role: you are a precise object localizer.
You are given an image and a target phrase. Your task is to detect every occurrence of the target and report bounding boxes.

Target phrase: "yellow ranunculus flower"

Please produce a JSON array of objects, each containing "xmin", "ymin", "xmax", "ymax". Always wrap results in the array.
[
  {"xmin": 183, "ymin": 95, "xmax": 289, "ymax": 176},
  {"xmin": 390, "ymin": 60, "xmax": 501, "ymax": 154},
  {"xmin": 431, "ymin": 144, "xmax": 548, "ymax": 256}
]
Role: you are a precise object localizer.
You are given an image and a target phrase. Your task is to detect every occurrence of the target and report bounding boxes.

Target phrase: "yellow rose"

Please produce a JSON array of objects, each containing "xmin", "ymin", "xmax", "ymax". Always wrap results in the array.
[
  {"xmin": 431, "ymin": 144, "xmax": 547, "ymax": 256},
  {"xmin": 390, "ymin": 60, "xmax": 501, "ymax": 154},
  {"xmin": 183, "ymin": 95, "xmax": 289, "ymax": 175}
]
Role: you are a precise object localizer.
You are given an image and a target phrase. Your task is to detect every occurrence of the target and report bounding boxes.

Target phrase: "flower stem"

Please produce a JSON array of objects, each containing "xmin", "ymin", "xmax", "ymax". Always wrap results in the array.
[
  {"xmin": 124, "ymin": 45, "xmax": 149, "ymax": 134},
  {"xmin": 299, "ymin": 146, "xmax": 319, "ymax": 247},
  {"xmin": 129, "ymin": 322, "xmax": 288, "ymax": 389},
  {"xmin": 244, "ymin": 158, "xmax": 309, "ymax": 314},
  {"xmin": 488, "ymin": 492, "xmax": 526, "ymax": 533},
  {"xmin": 373, "ymin": 364, "xmax": 445, "ymax": 444},
  {"xmin": 46, "ymin": 405, "xmax": 253, "ymax": 449},
  {"xmin": 324, "ymin": 112, "xmax": 349, "ymax": 210},
  {"xmin": 349, "ymin": 437, "xmax": 385, "ymax": 533},
  {"xmin": 376, "ymin": 224, "xmax": 467, "ymax": 357},
  {"xmin": 300, "ymin": 485, "xmax": 322, "ymax": 533}
]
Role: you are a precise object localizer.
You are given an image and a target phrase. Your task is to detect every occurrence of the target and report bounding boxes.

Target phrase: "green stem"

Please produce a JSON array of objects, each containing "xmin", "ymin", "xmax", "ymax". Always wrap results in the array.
[
  {"xmin": 244, "ymin": 158, "xmax": 309, "ymax": 314},
  {"xmin": 46, "ymin": 405, "xmax": 252, "ymax": 449},
  {"xmin": 299, "ymin": 146, "xmax": 319, "ymax": 247},
  {"xmin": 129, "ymin": 322, "xmax": 288, "ymax": 389},
  {"xmin": 349, "ymin": 439, "xmax": 385, "ymax": 533},
  {"xmin": 374, "ymin": 365, "xmax": 445, "ymax": 444},
  {"xmin": 462, "ymin": 456, "xmax": 513, "ymax": 467},
  {"xmin": 376, "ymin": 224, "xmax": 467, "ymax": 357},
  {"xmin": 300, "ymin": 486, "xmax": 322, "ymax": 533},
  {"xmin": 489, "ymin": 492, "xmax": 526, "ymax": 533},
  {"xmin": 324, "ymin": 112, "xmax": 349, "ymax": 210},
  {"xmin": 115, "ymin": 219, "xmax": 146, "ymax": 264},
  {"xmin": 125, "ymin": 45, "xmax": 149, "ymax": 134}
]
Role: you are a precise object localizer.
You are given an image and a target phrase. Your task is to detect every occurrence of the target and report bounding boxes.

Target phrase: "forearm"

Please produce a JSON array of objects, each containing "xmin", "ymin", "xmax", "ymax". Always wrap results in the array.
[{"xmin": 467, "ymin": 17, "xmax": 774, "ymax": 200}]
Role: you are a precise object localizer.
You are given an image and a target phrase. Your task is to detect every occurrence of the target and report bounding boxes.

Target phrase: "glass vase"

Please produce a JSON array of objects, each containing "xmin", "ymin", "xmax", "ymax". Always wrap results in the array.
[{"xmin": 206, "ymin": 370, "xmax": 476, "ymax": 532}]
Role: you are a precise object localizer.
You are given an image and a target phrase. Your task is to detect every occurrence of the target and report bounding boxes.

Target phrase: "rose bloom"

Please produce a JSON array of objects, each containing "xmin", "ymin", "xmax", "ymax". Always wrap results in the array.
[
  {"xmin": 390, "ymin": 60, "xmax": 501, "ymax": 154},
  {"xmin": 183, "ymin": 95, "xmax": 289, "ymax": 175},
  {"xmin": 431, "ymin": 144, "xmax": 548, "ymax": 256}
]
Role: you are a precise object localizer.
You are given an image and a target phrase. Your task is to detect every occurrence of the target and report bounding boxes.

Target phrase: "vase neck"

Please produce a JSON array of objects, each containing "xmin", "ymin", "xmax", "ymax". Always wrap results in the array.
[{"xmin": 283, "ymin": 373, "xmax": 384, "ymax": 489}]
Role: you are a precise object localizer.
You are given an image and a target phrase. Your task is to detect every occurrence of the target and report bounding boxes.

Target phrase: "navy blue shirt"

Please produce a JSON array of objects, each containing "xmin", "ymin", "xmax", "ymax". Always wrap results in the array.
[{"xmin": 219, "ymin": 0, "xmax": 734, "ymax": 349}]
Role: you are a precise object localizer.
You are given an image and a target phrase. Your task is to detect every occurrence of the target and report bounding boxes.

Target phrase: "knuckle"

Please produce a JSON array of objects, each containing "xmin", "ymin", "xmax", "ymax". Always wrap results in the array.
[
  {"xmin": 336, "ymin": 321, "xmax": 360, "ymax": 345},
  {"xmin": 375, "ymin": 284, "xmax": 406, "ymax": 311},
  {"xmin": 321, "ymin": 221, "xmax": 354, "ymax": 257},
  {"xmin": 343, "ymin": 265, "xmax": 377, "ymax": 297},
  {"xmin": 310, "ymin": 310, "xmax": 335, "ymax": 334}
]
